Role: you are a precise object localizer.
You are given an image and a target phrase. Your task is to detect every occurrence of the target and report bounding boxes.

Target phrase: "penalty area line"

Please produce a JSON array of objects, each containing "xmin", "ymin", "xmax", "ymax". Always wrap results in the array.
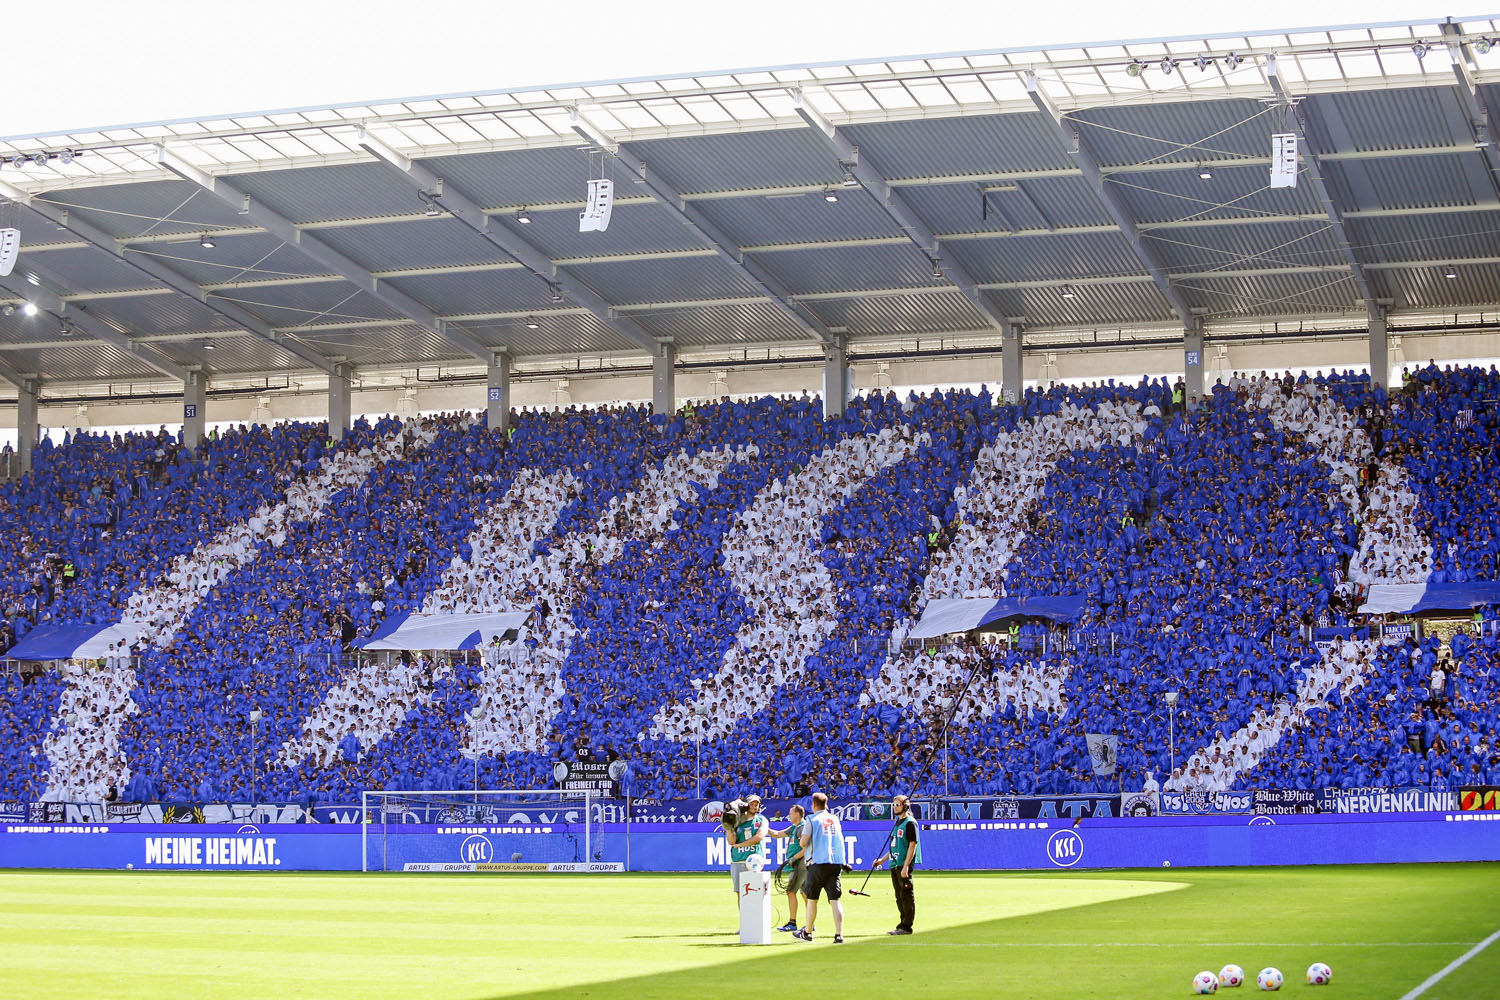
[{"xmin": 1399, "ymin": 926, "xmax": 1500, "ymax": 1000}]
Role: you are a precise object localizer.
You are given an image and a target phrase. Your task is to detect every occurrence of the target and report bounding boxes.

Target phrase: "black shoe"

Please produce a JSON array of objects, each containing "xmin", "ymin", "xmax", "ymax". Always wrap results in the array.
[
  {"xmin": 792, "ymin": 929, "xmax": 812, "ymax": 942},
  {"xmin": 888, "ymin": 927, "xmax": 912, "ymax": 935},
  {"xmin": 833, "ymin": 935, "xmax": 844, "ymax": 944}
]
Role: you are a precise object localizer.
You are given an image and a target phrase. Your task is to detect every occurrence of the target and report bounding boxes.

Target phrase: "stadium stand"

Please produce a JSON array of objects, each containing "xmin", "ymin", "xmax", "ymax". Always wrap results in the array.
[{"xmin": 1, "ymin": 367, "xmax": 1499, "ymax": 805}]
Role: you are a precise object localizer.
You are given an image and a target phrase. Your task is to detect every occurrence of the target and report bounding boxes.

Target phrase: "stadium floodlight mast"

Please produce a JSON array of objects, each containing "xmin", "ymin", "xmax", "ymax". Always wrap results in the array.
[
  {"xmin": 693, "ymin": 702, "xmax": 710, "ymax": 798},
  {"xmin": 1164, "ymin": 691, "xmax": 1179, "ymax": 777},
  {"xmin": 248, "ymin": 708, "xmax": 263, "ymax": 804}
]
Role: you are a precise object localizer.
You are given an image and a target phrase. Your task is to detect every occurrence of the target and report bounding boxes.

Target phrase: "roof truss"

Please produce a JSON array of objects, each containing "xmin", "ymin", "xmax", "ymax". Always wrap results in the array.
[
  {"xmin": 0, "ymin": 262, "xmax": 191, "ymax": 382},
  {"xmin": 570, "ymin": 108, "xmax": 843, "ymax": 348},
  {"xmin": 157, "ymin": 145, "xmax": 493, "ymax": 363},
  {"xmin": 1264, "ymin": 55, "xmax": 1375, "ymax": 311},
  {"xmin": 0, "ymin": 175, "xmax": 337, "ymax": 376},
  {"xmin": 1025, "ymin": 72, "xmax": 1197, "ymax": 326},
  {"xmin": 356, "ymin": 128, "xmax": 662, "ymax": 353},
  {"xmin": 792, "ymin": 91, "xmax": 1014, "ymax": 336}
]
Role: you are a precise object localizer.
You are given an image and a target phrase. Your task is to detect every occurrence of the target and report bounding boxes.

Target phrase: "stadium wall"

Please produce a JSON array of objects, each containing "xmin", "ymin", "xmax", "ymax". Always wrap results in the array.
[{"xmin": 4, "ymin": 814, "xmax": 1497, "ymax": 872}]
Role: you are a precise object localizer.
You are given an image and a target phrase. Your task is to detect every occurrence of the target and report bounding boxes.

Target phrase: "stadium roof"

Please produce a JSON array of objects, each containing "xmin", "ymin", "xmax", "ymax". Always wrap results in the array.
[{"xmin": 1, "ymin": 14, "xmax": 1499, "ymax": 390}]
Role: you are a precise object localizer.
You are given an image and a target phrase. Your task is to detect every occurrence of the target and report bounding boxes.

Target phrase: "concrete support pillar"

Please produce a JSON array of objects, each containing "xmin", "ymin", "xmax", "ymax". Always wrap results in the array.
[
  {"xmin": 1002, "ymin": 322, "xmax": 1023, "ymax": 404},
  {"xmin": 487, "ymin": 350, "xmax": 512, "ymax": 433},
  {"xmin": 652, "ymin": 341, "xmax": 676, "ymax": 416},
  {"xmin": 1184, "ymin": 323, "xmax": 1205, "ymax": 411},
  {"xmin": 17, "ymin": 378, "xmax": 38, "ymax": 475},
  {"xmin": 822, "ymin": 337, "xmax": 851, "ymax": 420},
  {"xmin": 182, "ymin": 370, "xmax": 207, "ymax": 452},
  {"xmin": 328, "ymin": 363, "xmax": 352, "ymax": 442},
  {"xmin": 1368, "ymin": 307, "xmax": 1389, "ymax": 389}
]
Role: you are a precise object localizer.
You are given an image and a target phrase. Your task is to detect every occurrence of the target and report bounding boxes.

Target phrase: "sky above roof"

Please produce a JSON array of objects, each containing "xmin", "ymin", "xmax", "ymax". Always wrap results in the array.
[{"xmin": 5, "ymin": 0, "xmax": 1449, "ymax": 139}]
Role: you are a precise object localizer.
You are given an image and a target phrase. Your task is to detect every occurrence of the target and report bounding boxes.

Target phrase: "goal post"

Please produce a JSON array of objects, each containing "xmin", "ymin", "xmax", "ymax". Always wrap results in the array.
[{"xmin": 359, "ymin": 789, "xmax": 616, "ymax": 873}]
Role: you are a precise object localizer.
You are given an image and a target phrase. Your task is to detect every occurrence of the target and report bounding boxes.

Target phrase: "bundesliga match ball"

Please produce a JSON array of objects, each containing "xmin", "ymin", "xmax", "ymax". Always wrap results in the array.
[
  {"xmin": 1192, "ymin": 971, "xmax": 1219, "ymax": 994},
  {"xmin": 1306, "ymin": 963, "xmax": 1332, "ymax": 986},
  {"xmin": 1219, "ymin": 964, "xmax": 1245, "ymax": 988},
  {"xmin": 743, "ymin": 853, "xmax": 764, "ymax": 872},
  {"xmin": 1256, "ymin": 968, "xmax": 1283, "ymax": 991}
]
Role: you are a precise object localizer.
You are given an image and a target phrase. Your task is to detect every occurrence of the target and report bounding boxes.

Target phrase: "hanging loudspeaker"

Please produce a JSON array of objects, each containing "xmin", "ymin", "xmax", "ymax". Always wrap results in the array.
[
  {"xmin": 579, "ymin": 179, "xmax": 614, "ymax": 232},
  {"xmin": 0, "ymin": 228, "xmax": 19, "ymax": 277}
]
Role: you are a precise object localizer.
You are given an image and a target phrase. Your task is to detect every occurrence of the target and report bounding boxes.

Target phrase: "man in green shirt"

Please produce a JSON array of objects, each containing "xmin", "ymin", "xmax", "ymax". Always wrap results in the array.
[
  {"xmin": 770, "ymin": 803, "xmax": 807, "ymax": 932},
  {"xmin": 726, "ymin": 794, "xmax": 769, "ymax": 901},
  {"xmin": 873, "ymin": 794, "xmax": 920, "ymax": 935}
]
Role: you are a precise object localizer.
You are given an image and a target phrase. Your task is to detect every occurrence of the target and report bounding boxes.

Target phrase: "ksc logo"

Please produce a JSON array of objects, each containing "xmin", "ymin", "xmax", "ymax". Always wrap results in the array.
[
  {"xmin": 1046, "ymin": 830, "xmax": 1084, "ymax": 868},
  {"xmin": 459, "ymin": 835, "xmax": 493, "ymax": 863}
]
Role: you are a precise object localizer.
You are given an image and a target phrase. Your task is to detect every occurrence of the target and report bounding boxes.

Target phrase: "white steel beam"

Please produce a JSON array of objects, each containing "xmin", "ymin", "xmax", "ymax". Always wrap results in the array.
[
  {"xmin": 0, "ymin": 264, "xmax": 191, "ymax": 383},
  {"xmin": 1440, "ymin": 23, "xmax": 1500, "ymax": 200},
  {"xmin": 792, "ymin": 91, "xmax": 1014, "ymax": 336},
  {"xmin": 569, "ymin": 109, "xmax": 844, "ymax": 348},
  {"xmin": 1025, "ymin": 72, "xmax": 1197, "ymax": 325},
  {"xmin": 157, "ymin": 145, "xmax": 494, "ymax": 363},
  {"xmin": 0, "ymin": 175, "xmax": 337, "ymax": 376},
  {"xmin": 1265, "ymin": 56, "xmax": 1376, "ymax": 310},
  {"xmin": 354, "ymin": 128, "xmax": 660, "ymax": 353},
  {"xmin": 356, "ymin": 128, "xmax": 663, "ymax": 353}
]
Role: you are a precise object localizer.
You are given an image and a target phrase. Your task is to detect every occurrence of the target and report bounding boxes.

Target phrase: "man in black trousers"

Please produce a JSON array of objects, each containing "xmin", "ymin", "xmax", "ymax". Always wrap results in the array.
[{"xmin": 874, "ymin": 794, "xmax": 920, "ymax": 935}]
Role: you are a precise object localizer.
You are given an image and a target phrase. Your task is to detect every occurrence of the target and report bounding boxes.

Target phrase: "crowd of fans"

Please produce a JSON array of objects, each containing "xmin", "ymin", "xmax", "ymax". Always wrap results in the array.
[{"xmin": 0, "ymin": 363, "xmax": 1497, "ymax": 803}]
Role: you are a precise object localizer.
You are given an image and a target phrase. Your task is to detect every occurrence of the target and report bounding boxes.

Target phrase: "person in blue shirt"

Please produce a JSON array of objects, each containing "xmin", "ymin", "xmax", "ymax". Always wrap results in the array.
[{"xmin": 794, "ymin": 792, "xmax": 846, "ymax": 944}]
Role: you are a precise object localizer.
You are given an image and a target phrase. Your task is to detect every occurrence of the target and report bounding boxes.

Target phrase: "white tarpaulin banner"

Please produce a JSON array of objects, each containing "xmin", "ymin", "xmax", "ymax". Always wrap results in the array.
[
  {"xmin": 906, "ymin": 598, "xmax": 1002, "ymax": 639},
  {"xmin": 360, "ymin": 612, "xmax": 529, "ymax": 651}
]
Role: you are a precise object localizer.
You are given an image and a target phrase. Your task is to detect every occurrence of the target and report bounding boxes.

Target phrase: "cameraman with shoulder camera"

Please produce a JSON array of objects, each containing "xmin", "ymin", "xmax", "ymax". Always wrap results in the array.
[{"xmin": 724, "ymin": 794, "xmax": 768, "ymax": 901}]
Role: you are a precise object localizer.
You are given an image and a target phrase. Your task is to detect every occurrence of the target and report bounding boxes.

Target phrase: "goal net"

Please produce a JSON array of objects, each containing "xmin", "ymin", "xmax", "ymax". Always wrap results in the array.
[{"xmin": 360, "ymin": 789, "xmax": 612, "ymax": 872}]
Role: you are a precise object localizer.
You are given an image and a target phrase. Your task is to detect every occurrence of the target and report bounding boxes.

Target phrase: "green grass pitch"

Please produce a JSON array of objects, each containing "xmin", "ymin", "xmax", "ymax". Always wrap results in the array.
[{"xmin": 2, "ymin": 864, "xmax": 1496, "ymax": 999}]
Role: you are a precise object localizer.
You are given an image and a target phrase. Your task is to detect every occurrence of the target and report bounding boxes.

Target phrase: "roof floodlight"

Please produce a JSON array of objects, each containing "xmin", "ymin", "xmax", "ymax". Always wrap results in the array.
[
  {"xmin": 525, "ymin": 316, "xmax": 540, "ymax": 329},
  {"xmin": 1195, "ymin": 55, "xmax": 1211, "ymax": 72},
  {"xmin": 517, "ymin": 209, "xmax": 532, "ymax": 224},
  {"xmin": 823, "ymin": 190, "xmax": 839, "ymax": 202},
  {"xmin": 58, "ymin": 149, "xmax": 75, "ymax": 166},
  {"xmin": 1223, "ymin": 52, "xmax": 1242, "ymax": 69},
  {"xmin": 22, "ymin": 302, "xmax": 38, "ymax": 316},
  {"xmin": 1061, "ymin": 285, "xmax": 1077, "ymax": 299},
  {"xmin": 1126, "ymin": 61, "xmax": 1144, "ymax": 77},
  {"xmin": 199, "ymin": 234, "xmax": 216, "ymax": 249},
  {"xmin": 1474, "ymin": 37, "xmax": 1493, "ymax": 55},
  {"xmin": 1160, "ymin": 58, "xmax": 1176, "ymax": 75},
  {"xmin": 1198, "ymin": 164, "xmax": 1213, "ymax": 180},
  {"xmin": 30, "ymin": 153, "xmax": 48, "ymax": 167},
  {"xmin": 841, "ymin": 170, "xmax": 859, "ymax": 188},
  {"xmin": 1412, "ymin": 41, "xmax": 1430, "ymax": 60},
  {"xmin": 1445, "ymin": 267, "xmax": 1458, "ymax": 279}
]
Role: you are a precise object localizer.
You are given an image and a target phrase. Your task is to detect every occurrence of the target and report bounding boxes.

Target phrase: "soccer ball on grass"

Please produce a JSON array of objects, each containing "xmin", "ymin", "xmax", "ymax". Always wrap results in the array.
[
  {"xmin": 1192, "ymin": 971, "xmax": 1219, "ymax": 994},
  {"xmin": 1306, "ymin": 962, "xmax": 1332, "ymax": 985},
  {"xmin": 1256, "ymin": 967, "xmax": 1283, "ymax": 991},
  {"xmin": 1219, "ymin": 964, "xmax": 1244, "ymax": 988}
]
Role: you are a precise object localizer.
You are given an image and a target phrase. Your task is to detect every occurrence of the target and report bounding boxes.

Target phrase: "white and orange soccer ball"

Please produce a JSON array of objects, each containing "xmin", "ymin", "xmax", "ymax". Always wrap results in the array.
[
  {"xmin": 1192, "ymin": 971, "xmax": 1220, "ymax": 994},
  {"xmin": 1257, "ymin": 967, "xmax": 1283, "ymax": 991},
  {"xmin": 1219, "ymin": 964, "xmax": 1245, "ymax": 988},
  {"xmin": 1306, "ymin": 962, "xmax": 1332, "ymax": 985}
]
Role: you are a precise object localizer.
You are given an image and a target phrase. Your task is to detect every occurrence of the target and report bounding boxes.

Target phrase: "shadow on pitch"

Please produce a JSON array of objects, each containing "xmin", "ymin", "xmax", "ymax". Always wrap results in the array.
[{"xmin": 479, "ymin": 874, "xmax": 1196, "ymax": 1000}]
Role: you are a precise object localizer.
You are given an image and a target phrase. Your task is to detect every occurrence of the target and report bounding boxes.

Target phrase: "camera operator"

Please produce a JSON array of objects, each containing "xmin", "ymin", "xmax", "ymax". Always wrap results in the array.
[{"xmin": 724, "ymin": 794, "xmax": 768, "ymax": 901}]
